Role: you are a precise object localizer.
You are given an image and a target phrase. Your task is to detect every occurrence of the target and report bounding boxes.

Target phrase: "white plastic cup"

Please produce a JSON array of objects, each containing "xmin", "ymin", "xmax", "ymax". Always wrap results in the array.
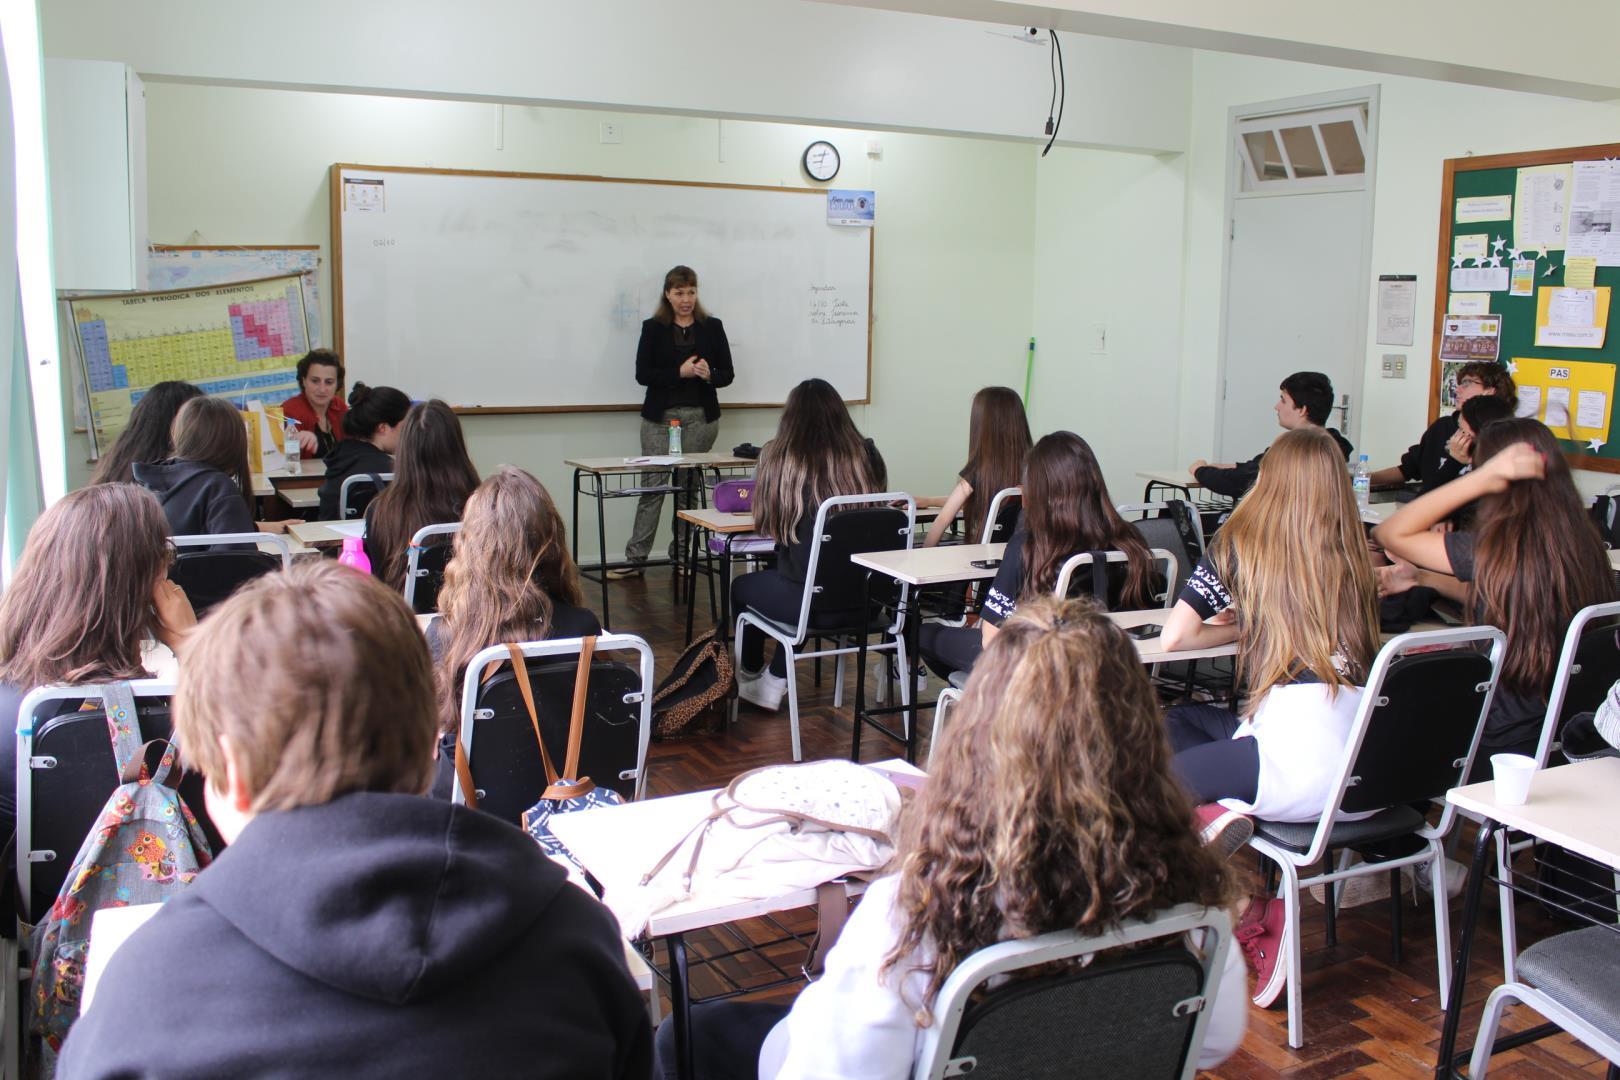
[{"xmin": 1491, "ymin": 753, "xmax": 1537, "ymax": 806}]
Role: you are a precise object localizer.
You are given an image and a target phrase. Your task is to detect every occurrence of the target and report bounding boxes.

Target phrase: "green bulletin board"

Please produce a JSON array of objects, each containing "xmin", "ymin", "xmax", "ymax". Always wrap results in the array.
[{"xmin": 1432, "ymin": 142, "xmax": 1620, "ymax": 473}]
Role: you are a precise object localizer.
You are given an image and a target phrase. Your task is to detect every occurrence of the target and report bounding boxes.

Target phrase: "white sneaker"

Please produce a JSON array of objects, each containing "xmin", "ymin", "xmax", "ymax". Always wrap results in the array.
[
  {"xmin": 737, "ymin": 667, "xmax": 788, "ymax": 712},
  {"xmin": 1408, "ymin": 856, "xmax": 1468, "ymax": 899}
]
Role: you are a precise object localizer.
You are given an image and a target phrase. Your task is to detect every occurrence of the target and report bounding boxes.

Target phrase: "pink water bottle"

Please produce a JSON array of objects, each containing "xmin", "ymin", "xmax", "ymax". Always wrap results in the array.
[{"xmin": 338, "ymin": 536, "xmax": 372, "ymax": 575}]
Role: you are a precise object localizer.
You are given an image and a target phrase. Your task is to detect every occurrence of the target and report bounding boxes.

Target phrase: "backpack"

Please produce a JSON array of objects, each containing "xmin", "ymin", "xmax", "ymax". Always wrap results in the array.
[
  {"xmin": 455, "ymin": 639, "xmax": 625, "ymax": 872},
  {"xmin": 28, "ymin": 683, "xmax": 213, "ymax": 1072},
  {"xmin": 652, "ymin": 628, "xmax": 734, "ymax": 739}
]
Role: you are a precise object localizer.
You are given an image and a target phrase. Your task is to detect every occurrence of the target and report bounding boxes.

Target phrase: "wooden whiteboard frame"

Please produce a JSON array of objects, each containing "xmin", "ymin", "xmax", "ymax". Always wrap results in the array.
[
  {"xmin": 1431, "ymin": 141, "xmax": 1620, "ymax": 474},
  {"xmin": 329, "ymin": 163, "xmax": 875, "ymax": 415}
]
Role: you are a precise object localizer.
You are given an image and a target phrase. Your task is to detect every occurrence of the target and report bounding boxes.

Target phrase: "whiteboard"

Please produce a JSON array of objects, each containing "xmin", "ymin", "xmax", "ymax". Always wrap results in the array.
[{"xmin": 332, "ymin": 165, "xmax": 873, "ymax": 410}]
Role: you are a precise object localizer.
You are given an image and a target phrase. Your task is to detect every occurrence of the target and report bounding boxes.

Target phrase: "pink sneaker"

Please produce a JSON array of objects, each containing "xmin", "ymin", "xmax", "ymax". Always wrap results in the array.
[
  {"xmin": 1235, "ymin": 897, "xmax": 1288, "ymax": 1008},
  {"xmin": 1194, "ymin": 803, "xmax": 1253, "ymax": 860}
]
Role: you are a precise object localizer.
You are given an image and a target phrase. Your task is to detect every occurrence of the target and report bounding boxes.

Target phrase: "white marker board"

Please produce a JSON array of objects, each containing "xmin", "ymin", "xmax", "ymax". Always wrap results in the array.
[{"xmin": 332, "ymin": 164, "xmax": 873, "ymax": 411}]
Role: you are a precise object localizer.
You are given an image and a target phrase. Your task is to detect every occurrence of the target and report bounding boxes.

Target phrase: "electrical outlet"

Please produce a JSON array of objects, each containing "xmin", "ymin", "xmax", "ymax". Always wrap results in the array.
[
  {"xmin": 1382, "ymin": 353, "xmax": 1406, "ymax": 379},
  {"xmin": 1393, "ymin": 358, "xmax": 1406, "ymax": 378},
  {"xmin": 599, "ymin": 122, "xmax": 622, "ymax": 145}
]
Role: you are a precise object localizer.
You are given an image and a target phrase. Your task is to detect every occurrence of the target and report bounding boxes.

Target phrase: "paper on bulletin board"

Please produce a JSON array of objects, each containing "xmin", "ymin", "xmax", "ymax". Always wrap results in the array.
[
  {"xmin": 1376, "ymin": 276, "xmax": 1417, "ymax": 346},
  {"xmin": 1512, "ymin": 356, "xmax": 1616, "ymax": 443},
  {"xmin": 1457, "ymin": 195, "xmax": 1512, "ymax": 224},
  {"xmin": 1534, "ymin": 286, "xmax": 1610, "ymax": 348},
  {"xmin": 1510, "ymin": 259, "xmax": 1536, "ymax": 296},
  {"xmin": 1454, "ymin": 234, "xmax": 1489, "ymax": 261},
  {"xmin": 1514, "ymin": 163, "xmax": 1573, "ymax": 250},
  {"xmin": 1448, "ymin": 293, "xmax": 1491, "ymax": 316},
  {"xmin": 1440, "ymin": 315, "xmax": 1502, "ymax": 361},
  {"xmin": 1451, "ymin": 266, "xmax": 1510, "ymax": 292},
  {"xmin": 1567, "ymin": 160, "xmax": 1620, "ymax": 265},
  {"xmin": 1566, "ymin": 256, "xmax": 1598, "ymax": 289}
]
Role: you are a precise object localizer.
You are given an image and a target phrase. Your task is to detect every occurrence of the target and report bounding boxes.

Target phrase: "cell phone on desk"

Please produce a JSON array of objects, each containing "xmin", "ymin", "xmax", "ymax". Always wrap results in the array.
[
  {"xmin": 969, "ymin": 559, "xmax": 1002, "ymax": 570},
  {"xmin": 1124, "ymin": 623, "xmax": 1163, "ymax": 640}
]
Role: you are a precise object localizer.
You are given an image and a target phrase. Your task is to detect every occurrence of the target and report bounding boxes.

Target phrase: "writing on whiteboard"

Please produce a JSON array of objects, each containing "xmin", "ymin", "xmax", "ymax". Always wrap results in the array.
[{"xmin": 809, "ymin": 285, "xmax": 863, "ymax": 329}]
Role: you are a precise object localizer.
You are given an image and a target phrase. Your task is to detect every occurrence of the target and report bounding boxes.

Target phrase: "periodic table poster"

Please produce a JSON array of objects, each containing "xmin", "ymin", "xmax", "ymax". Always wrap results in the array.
[{"xmin": 69, "ymin": 274, "xmax": 311, "ymax": 452}]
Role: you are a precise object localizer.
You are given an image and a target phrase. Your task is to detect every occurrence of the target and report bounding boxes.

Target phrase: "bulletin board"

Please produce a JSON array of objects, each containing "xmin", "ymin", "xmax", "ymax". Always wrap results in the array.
[{"xmin": 1432, "ymin": 142, "xmax": 1620, "ymax": 473}]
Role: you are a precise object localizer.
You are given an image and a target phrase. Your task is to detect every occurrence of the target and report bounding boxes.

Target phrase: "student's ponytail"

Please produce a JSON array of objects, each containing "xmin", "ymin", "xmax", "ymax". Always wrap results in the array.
[{"xmin": 344, "ymin": 383, "xmax": 411, "ymax": 441}]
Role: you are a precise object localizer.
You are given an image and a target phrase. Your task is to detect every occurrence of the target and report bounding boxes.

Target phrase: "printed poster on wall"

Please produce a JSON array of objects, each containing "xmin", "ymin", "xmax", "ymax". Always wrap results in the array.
[
  {"xmin": 1512, "ymin": 356, "xmax": 1616, "ymax": 444},
  {"xmin": 826, "ymin": 190, "xmax": 875, "ymax": 227},
  {"xmin": 1439, "ymin": 314, "xmax": 1502, "ymax": 361}
]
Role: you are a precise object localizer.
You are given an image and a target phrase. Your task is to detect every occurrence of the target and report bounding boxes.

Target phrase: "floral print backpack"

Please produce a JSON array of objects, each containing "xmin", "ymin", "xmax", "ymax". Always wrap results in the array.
[{"xmin": 28, "ymin": 682, "xmax": 213, "ymax": 1075}]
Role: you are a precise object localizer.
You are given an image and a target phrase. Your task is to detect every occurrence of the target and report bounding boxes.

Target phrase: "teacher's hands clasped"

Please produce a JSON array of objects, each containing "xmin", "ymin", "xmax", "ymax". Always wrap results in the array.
[{"xmin": 680, "ymin": 356, "xmax": 712, "ymax": 382}]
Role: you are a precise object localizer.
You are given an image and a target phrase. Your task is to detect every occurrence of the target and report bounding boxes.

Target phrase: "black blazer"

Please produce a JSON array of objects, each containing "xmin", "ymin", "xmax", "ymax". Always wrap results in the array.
[{"xmin": 636, "ymin": 316, "xmax": 734, "ymax": 423}]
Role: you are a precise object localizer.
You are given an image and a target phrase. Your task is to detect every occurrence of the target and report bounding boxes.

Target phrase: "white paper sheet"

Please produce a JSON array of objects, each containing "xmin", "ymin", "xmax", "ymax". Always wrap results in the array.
[
  {"xmin": 83, "ymin": 904, "xmax": 162, "ymax": 1012},
  {"xmin": 1567, "ymin": 160, "xmax": 1620, "ymax": 266},
  {"xmin": 1545, "ymin": 386, "xmax": 1572, "ymax": 429},
  {"xmin": 1550, "ymin": 288, "xmax": 1598, "ymax": 326},
  {"xmin": 1516, "ymin": 385, "xmax": 1541, "ymax": 419},
  {"xmin": 326, "ymin": 520, "xmax": 368, "ymax": 539},
  {"xmin": 1376, "ymin": 278, "xmax": 1417, "ymax": 346},
  {"xmin": 1515, "ymin": 164, "xmax": 1573, "ymax": 250},
  {"xmin": 1578, "ymin": 389, "xmax": 1609, "ymax": 429},
  {"xmin": 625, "ymin": 455, "xmax": 682, "ymax": 465},
  {"xmin": 1450, "ymin": 266, "xmax": 1510, "ymax": 292},
  {"xmin": 1457, "ymin": 195, "xmax": 1512, "ymax": 224}
]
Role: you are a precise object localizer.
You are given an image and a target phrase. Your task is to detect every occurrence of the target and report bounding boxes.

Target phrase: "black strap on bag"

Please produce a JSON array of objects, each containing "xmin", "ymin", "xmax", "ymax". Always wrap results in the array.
[{"xmin": 1085, "ymin": 550, "xmax": 1110, "ymax": 606}]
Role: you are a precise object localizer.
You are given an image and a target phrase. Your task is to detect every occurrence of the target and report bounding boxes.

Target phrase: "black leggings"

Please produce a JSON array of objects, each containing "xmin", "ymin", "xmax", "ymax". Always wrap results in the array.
[
  {"xmin": 655, "ymin": 1001, "xmax": 787, "ymax": 1080},
  {"xmin": 731, "ymin": 570, "xmax": 862, "ymax": 679},
  {"xmin": 1166, "ymin": 703, "xmax": 1261, "ymax": 806},
  {"xmin": 918, "ymin": 622, "xmax": 982, "ymax": 680}
]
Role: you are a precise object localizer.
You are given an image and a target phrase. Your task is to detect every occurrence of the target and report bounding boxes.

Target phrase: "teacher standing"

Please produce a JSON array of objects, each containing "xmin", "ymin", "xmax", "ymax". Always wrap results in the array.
[{"xmin": 613, "ymin": 266, "xmax": 734, "ymax": 577}]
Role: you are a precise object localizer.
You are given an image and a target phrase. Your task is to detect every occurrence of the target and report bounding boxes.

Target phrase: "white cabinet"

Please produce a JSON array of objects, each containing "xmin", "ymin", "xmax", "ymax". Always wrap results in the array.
[{"xmin": 45, "ymin": 59, "xmax": 146, "ymax": 291}]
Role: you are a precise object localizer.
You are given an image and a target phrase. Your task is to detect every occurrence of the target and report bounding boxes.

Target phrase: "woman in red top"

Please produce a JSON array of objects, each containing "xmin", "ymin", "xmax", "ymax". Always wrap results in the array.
[{"xmin": 281, "ymin": 349, "xmax": 348, "ymax": 458}]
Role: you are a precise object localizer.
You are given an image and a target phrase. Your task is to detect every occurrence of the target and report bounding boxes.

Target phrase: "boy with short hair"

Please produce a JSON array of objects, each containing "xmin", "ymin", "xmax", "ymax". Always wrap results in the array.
[
  {"xmin": 1368, "ymin": 360, "xmax": 1517, "ymax": 493},
  {"xmin": 59, "ymin": 562, "xmax": 651, "ymax": 1080},
  {"xmin": 1188, "ymin": 370, "xmax": 1353, "ymax": 498}
]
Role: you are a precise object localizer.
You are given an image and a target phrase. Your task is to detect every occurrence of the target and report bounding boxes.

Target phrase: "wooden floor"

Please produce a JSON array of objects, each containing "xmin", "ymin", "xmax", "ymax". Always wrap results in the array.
[{"xmin": 610, "ymin": 566, "xmax": 1611, "ymax": 1079}]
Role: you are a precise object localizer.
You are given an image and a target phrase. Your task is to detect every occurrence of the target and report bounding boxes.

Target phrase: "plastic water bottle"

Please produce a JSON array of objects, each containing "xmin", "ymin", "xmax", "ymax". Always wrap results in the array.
[
  {"xmin": 338, "ymin": 536, "xmax": 371, "ymax": 575},
  {"xmin": 284, "ymin": 420, "xmax": 301, "ymax": 475},
  {"xmin": 668, "ymin": 419, "xmax": 683, "ymax": 455},
  {"xmin": 1352, "ymin": 454, "xmax": 1371, "ymax": 511}
]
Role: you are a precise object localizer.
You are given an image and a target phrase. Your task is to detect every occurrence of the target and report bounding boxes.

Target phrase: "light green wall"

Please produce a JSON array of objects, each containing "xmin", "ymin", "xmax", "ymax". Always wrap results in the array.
[{"xmin": 134, "ymin": 84, "xmax": 1045, "ymax": 553}]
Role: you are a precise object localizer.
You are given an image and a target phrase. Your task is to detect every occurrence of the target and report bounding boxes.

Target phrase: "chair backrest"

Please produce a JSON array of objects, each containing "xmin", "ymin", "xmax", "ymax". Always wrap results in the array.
[
  {"xmin": 169, "ymin": 533, "xmax": 290, "ymax": 615},
  {"xmin": 792, "ymin": 493, "xmax": 916, "ymax": 638},
  {"xmin": 929, "ymin": 687, "xmax": 962, "ymax": 770},
  {"xmin": 16, "ymin": 681, "xmax": 224, "ymax": 922},
  {"xmin": 914, "ymin": 904, "xmax": 1234, "ymax": 1080},
  {"xmin": 979, "ymin": 487, "xmax": 1022, "ymax": 545},
  {"xmin": 1054, "ymin": 549, "xmax": 1178, "ymax": 611},
  {"xmin": 403, "ymin": 522, "xmax": 462, "ymax": 613},
  {"xmin": 453, "ymin": 634, "xmax": 654, "ymax": 823},
  {"xmin": 1536, "ymin": 601, "xmax": 1620, "ymax": 766},
  {"xmin": 339, "ymin": 472, "xmax": 394, "ymax": 519},
  {"xmin": 1293, "ymin": 626, "xmax": 1506, "ymax": 862}
]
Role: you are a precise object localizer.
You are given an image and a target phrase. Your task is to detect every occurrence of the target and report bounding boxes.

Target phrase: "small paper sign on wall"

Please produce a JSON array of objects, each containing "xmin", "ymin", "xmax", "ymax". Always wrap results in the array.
[{"xmin": 827, "ymin": 190, "xmax": 875, "ymax": 227}]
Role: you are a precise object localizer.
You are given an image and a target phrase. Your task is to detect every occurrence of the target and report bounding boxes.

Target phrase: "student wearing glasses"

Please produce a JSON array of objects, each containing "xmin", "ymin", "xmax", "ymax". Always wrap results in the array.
[{"xmin": 1367, "ymin": 361, "xmax": 1517, "ymax": 494}]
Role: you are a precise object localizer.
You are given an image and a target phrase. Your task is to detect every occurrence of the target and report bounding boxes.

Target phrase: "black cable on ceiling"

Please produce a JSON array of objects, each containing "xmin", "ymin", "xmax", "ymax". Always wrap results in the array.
[{"xmin": 1041, "ymin": 30, "xmax": 1065, "ymax": 158}]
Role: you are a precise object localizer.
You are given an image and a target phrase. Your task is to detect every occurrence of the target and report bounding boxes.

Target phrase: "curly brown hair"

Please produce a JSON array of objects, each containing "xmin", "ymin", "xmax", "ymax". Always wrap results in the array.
[{"xmin": 884, "ymin": 596, "xmax": 1234, "ymax": 1023}]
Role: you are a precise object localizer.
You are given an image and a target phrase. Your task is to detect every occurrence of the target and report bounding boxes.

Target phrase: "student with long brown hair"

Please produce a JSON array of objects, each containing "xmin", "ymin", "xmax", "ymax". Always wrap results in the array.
[
  {"xmin": 1160, "ymin": 425, "xmax": 1380, "ymax": 1007},
  {"xmin": 133, "ymin": 395, "xmax": 256, "ymax": 537},
  {"xmin": 364, "ymin": 400, "xmax": 482, "ymax": 592},
  {"xmin": 1375, "ymin": 417, "xmax": 1614, "ymax": 765},
  {"xmin": 90, "ymin": 380, "xmax": 203, "ymax": 485},
  {"xmin": 0, "ymin": 484, "xmax": 196, "ymax": 848},
  {"xmin": 919, "ymin": 430, "xmax": 1156, "ymax": 678},
  {"xmin": 315, "ymin": 383, "xmax": 410, "ymax": 521},
  {"xmin": 920, "ymin": 386, "xmax": 1031, "ymax": 548},
  {"xmin": 660, "ymin": 599, "xmax": 1245, "ymax": 1078},
  {"xmin": 733, "ymin": 378, "xmax": 885, "ymax": 711},
  {"xmin": 430, "ymin": 467, "xmax": 598, "ymax": 746}
]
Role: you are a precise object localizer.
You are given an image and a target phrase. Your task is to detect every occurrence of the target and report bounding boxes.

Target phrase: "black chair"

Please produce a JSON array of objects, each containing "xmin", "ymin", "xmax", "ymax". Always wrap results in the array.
[
  {"xmin": 15, "ymin": 682, "xmax": 224, "ymax": 925},
  {"xmin": 339, "ymin": 472, "xmax": 393, "ymax": 520},
  {"xmin": 1246, "ymin": 626, "xmax": 1506, "ymax": 1048},
  {"xmin": 914, "ymin": 904, "xmax": 1235, "ymax": 1079},
  {"xmin": 403, "ymin": 522, "xmax": 461, "ymax": 614},
  {"xmin": 168, "ymin": 533, "xmax": 291, "ymax": 615},
  {"xmin": 732, "ymin": 494, "xmax": 915, "ymax": 761},
  {"xmin": 450, "ymin": 635, "xmax": 654, "ymax": 825}
]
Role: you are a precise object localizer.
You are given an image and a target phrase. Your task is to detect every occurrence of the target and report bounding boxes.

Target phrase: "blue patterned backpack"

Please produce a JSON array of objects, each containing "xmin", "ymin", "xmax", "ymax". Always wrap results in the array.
[
  {"xmin": 452, "ymin": 639, "xmax": 624, "ymax": 868},
  {"xmin": 27, "ymin": 682, "xmax": 213, "ymax": 1073}
]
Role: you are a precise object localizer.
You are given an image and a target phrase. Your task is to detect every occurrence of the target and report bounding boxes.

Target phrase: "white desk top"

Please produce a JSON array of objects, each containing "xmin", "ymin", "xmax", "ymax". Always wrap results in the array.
[
  {"xmin": 1137, "ymin": 469, "xmax": 1204, "ymax": 490},
  {"xmin": 277, "ymin": 488, "xmax": 321, "ymax": 511},
  {"xmin": 266, "ymin": 459, "xmax": 327, "ymax": 482},
  {"xmin": 564, "ymin": 453, "xmax": 754, "ymax": 474},
  {"xmin": 1359, "ymin": 502, "xmax": 1394, "ymax": 525},
  {"xmin": 286, "ymin": 520, "xmax": 358, "ymax": 547},
  {"xmin": 1448, "ymin": 758, "xmax": 1620, "ymax": 872},
  {"xmin": 676, "ymin": 508, "xmax": 757, "ymax": 533},
  {"xmin": 1107, "ymin": 609, "xmax": 1237, "ymax": 664},
  {"xmin": 548, "ymin": 759, "xmax": 923, "ymax": 938},
  {"xmin": 851, "ymin": 543, "xmax": 1005, "ymax": 587}
]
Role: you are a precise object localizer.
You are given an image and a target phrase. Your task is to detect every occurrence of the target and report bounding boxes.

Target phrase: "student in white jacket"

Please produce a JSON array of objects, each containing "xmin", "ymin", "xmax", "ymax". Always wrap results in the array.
[{"xmin": 658, "ymin": 598, "xmax": 1247, "ymax": 1079}]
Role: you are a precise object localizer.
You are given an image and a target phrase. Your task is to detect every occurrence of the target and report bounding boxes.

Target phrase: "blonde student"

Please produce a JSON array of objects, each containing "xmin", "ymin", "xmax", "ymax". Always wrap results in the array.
[
  {"xmin": 1160, "ymin": 426, "xmax": 1379, "ymax": 1008},
  {"xmin": 659, "ymin": 598, "xmax": 1245, "ymax": 1079},
  {"xmin": 919, "ymin": 386, "xmax": 1031, "ymax": 548},
  {"xmin": 56, "ymin": 563, "xmax": 651, "ymax": 1078}
]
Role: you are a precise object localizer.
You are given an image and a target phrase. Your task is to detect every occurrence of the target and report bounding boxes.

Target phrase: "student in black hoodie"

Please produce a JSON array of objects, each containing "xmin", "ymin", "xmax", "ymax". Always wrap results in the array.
[
  {"xmin": 317, "ymin": 382, "xmax": 410, "ymax": 520},
  {"xmin": 133, "ymin": 394, "xmax": 257, "ymax": 537},
  {"xmin": 1186, "ymin": 371, "xmax": 1354, "ymax": 498},
  {"xmin": 57, "ymin": 561, "xmax": 652, "ymax": 1080}
]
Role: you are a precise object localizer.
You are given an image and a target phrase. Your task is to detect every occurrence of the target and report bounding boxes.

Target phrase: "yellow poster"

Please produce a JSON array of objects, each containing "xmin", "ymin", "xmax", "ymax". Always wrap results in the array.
[
  {"xmin": 1512, "ymin": 357, "xmax": 1615, "ymax": 447},
  {"xmin": 1534, "ymin": 286, "xmax": 1610, "ymax": 348}
]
